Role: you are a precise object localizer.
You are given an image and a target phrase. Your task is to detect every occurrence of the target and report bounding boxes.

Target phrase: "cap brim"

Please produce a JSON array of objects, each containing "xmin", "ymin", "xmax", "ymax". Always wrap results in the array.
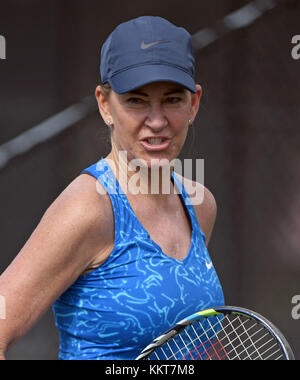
[{"xmin": 108, "ymin": 64, "xmax": 196, "ymax": 94}]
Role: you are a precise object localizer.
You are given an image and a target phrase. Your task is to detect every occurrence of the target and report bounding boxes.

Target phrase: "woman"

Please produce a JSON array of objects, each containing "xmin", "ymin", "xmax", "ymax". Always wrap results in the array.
[{"xmin": 0, "ymin": 16, "xmax": 224, "ymax": 360}]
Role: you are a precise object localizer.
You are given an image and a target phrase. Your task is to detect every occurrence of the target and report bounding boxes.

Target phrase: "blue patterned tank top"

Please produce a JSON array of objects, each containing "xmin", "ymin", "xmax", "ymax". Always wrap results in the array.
[{"xmin": 52, "ymin": 157, "xmax": 225, "ymax": 360}]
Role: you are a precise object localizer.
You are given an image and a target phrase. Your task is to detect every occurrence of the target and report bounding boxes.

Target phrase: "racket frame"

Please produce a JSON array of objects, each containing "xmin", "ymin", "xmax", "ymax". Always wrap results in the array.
[{"xmin": 136, "ymin": 306, "xmax": 295, "ymax": 360}]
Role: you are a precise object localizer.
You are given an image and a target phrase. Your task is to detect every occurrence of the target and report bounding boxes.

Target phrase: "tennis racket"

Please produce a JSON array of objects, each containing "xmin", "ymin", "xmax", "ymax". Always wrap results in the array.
[{"xmin": 136, "ymin": 306, "xmax": 295, "ymax": 360}]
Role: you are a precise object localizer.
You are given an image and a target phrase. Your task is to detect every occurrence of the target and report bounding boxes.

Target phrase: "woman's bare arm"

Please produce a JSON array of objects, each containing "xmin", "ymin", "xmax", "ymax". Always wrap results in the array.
[{"xmin": 0, "ymin": 175, "xmax": 111, "ymax": 358}]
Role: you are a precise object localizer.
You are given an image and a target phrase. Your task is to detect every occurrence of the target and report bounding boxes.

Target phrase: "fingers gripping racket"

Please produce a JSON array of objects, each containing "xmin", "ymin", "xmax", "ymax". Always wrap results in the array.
[{"xmin": 136, "ymin": 306, "xmax": 295, "ymax": 360}]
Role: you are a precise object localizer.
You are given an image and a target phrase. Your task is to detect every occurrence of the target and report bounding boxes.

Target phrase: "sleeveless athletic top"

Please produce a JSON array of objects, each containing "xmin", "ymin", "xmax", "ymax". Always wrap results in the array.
[{"xmin": 52, "ymin": 158, "xmax": 225, "ymax": 360}]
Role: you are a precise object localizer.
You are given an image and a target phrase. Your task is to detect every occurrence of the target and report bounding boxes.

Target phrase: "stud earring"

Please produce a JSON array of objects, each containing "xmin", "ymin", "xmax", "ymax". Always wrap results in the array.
[{"xmin": 188, "ymin": 119, "xmax": 193, "ymax": 126}]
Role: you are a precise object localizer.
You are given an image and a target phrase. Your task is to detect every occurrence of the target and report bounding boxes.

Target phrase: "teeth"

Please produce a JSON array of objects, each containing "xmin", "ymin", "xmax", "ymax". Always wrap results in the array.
[{"xmin": 147, "ymin": 138, "xmax": 164, "ymax": 145}]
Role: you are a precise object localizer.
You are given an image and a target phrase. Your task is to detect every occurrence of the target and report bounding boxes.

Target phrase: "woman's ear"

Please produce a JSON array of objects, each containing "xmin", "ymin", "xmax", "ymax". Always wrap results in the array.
[
  {"xmin": 190, "ymin": 84, "xmax": 202, "ymax": 121},
  {"xmin": 95, "ymin": 85, "xmax": 112, "ymax": 126}
]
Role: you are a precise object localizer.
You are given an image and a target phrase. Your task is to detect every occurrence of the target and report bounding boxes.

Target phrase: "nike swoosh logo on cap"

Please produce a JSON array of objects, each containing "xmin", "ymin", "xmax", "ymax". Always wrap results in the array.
[{"xmin": 141, "ymin": 40, "xmax": 169, "ymax": 49}]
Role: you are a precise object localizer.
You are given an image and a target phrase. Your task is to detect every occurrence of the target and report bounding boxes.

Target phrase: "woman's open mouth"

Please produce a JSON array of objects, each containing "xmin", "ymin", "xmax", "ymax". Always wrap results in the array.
[{"xmin": 140, "ymin": 137, "xmax": 171, "ymax": 151}]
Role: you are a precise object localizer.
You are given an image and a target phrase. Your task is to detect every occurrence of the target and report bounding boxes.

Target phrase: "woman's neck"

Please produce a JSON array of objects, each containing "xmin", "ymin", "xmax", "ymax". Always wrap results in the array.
[{"xmin": 105, "ymin": 150, "xmax": 177, "ymax": 204}]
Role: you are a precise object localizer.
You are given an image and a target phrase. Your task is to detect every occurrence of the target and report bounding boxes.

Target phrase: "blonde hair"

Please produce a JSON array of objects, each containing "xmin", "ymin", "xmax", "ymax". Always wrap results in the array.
[{"xmin": 100, "ymin": 82, "xmax": 112, "ymax": 98}]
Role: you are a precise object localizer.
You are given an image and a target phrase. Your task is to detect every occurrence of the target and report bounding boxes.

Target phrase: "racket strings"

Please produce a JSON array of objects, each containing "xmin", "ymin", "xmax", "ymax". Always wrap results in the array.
[
  {"xmin": 149, "ymin": 314, "xmax": 285, "ymax": 360},
  {"xmin": 150, "ymin": 315, "xmax": 228, "ymax": 360},
  {"xmin": 217, "ymin": 316, "xmax": 284, "ymax": 360}
]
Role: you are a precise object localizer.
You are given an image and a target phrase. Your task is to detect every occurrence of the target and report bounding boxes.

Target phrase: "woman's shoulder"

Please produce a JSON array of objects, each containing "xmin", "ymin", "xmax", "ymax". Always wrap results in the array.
[
  {"xmin": 47, "ymin": 173, "xmax": 113, "ymax": 235},
  {"xmin": 174, "ymin": 173, "xmax": 216, "ymax": 208},
  {"xmin": 175, "ymin": 173, "xmax": 217, "ymax": 245}
]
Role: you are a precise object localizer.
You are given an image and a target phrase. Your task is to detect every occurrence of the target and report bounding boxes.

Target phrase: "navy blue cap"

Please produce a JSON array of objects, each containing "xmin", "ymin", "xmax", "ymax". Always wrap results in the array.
[{"xmin": 100, "ymin": 16, "xmax": 196, "ymax": 94}]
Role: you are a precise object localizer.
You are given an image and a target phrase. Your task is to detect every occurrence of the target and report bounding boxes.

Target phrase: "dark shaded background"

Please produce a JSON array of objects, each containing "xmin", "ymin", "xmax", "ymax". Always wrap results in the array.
[{"xmin": 0, "ymin": 0, "xmax": 299, "ymax": 360}]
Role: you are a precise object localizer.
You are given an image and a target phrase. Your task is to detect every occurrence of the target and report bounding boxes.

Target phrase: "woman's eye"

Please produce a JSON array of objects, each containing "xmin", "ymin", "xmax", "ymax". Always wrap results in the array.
[
  {"xmin": 166, "ymin": 97, "xmax": 182, "ymax": 104},
  {"xmin": 127, "ymin": 97, "xmax": 145, "ymax": 104}
]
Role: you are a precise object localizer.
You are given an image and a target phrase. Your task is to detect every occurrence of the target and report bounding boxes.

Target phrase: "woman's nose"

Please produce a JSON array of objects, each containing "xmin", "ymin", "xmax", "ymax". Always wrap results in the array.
[{"xmin": 145, "ymin": 105, "xmax": 168, "ymax": 131}]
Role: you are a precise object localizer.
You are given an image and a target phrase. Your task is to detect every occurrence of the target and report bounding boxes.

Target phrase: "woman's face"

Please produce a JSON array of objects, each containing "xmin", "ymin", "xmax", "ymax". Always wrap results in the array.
[{"xmin": 96, "ymin": 81, "xmax": 202, "ymax": 167}]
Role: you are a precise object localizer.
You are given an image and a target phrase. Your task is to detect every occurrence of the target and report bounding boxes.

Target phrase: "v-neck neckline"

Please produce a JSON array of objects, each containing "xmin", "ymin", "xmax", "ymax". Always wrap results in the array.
[{"xmin": 102, "ymin": 158, "xmax": 195, "ymax": 264}]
